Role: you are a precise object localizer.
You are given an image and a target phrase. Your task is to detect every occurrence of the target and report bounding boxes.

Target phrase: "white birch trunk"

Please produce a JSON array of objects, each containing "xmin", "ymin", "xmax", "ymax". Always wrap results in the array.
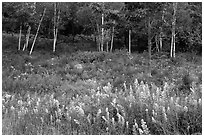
[
  {"xmin": 171, "ymin": 2, "xmax": 177, "ymax": 58},
  {"xmin": 155, "ymin": 35, "xmax": 159, "ymax": 52},
  {"xmin": 23, "ymin": 25, "xmax": 31, "ymax": 51},
  {"xmin": 30, "ymin": 8, "xmax": 46, "ymax": 55},
  {"xmin": 110, "ymin": 26, "xmax": 114, "ymax": 52},
  {"xmin": 18, "ymin": 25, "xmax": 22, "ymax": 50},
  {"xmin": 129, "ymin": 29, "xmax": 131, "ymax": 54},
  {"xmin": 53, "ymin": 2, "xmax": 60, "ymax": 52},
  {"xmin": 101, "ymin": 13, "xmax": 104, "ymax": 51}
]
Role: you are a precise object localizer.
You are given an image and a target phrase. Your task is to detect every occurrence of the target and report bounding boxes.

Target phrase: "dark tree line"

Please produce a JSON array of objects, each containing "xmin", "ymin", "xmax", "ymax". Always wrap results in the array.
[{"xmin": 2, "ymin": 2, "xmax": 202, "ymax": 55}]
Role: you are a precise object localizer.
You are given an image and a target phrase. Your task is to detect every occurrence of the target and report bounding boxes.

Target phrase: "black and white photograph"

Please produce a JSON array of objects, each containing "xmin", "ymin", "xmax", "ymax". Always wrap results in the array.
[{"xmin": 1, "ymin": 1, "xmax": 202, "ymax": 135}]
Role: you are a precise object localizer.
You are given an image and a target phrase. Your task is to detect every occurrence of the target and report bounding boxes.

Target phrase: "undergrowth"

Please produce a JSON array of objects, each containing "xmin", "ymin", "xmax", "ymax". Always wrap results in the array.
[{"xmin": 2, "ymin": 35, "xmax": 202, "ymax": 135}]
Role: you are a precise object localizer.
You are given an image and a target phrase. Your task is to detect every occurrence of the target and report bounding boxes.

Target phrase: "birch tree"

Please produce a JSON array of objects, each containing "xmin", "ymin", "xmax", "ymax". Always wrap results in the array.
[
  {"xmin": 18, "ymin": 25, "xmax": 22, "ymax": 50},
  {"xmin": 22, "ymin": 24, "xmax": 31, "ymax": 51},
  {"xmin": 101, "ymin": 11, "xmax": 105, "ymax": 51},
  {"xmin": 29, "ymin": 8, "xmax": 46, "ymax": 55},
  {"xmin": 170, "ymin": 2, "xmax": 177, "ymax": 58},
  {"xmin": 53, "ymin": 2, "xmax": 60, "ymax": 52}
]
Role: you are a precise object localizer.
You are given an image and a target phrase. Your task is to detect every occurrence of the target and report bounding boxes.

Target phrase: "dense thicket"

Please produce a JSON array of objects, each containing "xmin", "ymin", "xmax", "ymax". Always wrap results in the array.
[{"xmin": 2, "ymin": 2, "xmax": 202, "ymax": 54}]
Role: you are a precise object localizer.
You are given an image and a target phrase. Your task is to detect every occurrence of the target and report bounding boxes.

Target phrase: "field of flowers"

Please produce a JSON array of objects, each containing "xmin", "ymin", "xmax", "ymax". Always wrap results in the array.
[{"xmin": 2, "ymin": 35, "xmax": 202, "ymax": 135}]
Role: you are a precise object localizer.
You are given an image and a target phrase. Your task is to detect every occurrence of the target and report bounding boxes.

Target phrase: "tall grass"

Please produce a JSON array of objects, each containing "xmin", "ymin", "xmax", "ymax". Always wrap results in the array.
[{"xmin": 2, "ymin": 79, "xmax": 202, "ymax": 135}]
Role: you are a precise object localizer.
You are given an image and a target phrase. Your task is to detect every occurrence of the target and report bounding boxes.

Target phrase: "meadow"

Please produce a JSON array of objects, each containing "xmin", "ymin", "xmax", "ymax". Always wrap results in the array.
[{"xmin": 2, "ymin": 34, "xmax": 202, "ymax": 135}]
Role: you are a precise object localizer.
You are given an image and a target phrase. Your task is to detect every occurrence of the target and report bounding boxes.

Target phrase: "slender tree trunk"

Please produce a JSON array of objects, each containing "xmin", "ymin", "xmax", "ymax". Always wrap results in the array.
[
  {"xmin": 106, "ymin": 41, "xmax": 109, "ymax": 52},
  {"xmin": 128, "ymin": 29, "xmax": 131, "ymax": 54},
  {"xmin": 159, "ymin": 29, "xmax": 163, "ymax": 51},
  {"xmin": 171, "ymin": 2, "xmax": 177, "ymax": 58},
  {"xmin": 18, "ymin": 25, "xmax": 22, "ymax": 50},
  {"xmin": 23, "ymin": 25, "xmax": 31, "ymax": 51},
  {"xmin": 148, "ymin": 17, "xmax": 152, "ymax": 76},
  {"xmin": 101, "ymin": 13, "xmax": 104, "ymax": 51},
  {"xmin": 53, "ymin": 3, "xmax": 60, "ymax": 52},
  {"xmin": 53, "ymin": 3, "xmax": 57, "ymax": 52},
  {"xmin": 110, "ymin": 26, "xmax": 114, "ymax": 52},
  {"xmin": 30, "ymin": 8, "xmax": 46, "ymax": 55},
  {"xmin": 155, "ymin": 35, "xmax": 159, "ymax": 52},
  {"xmin": 96, "ymin": 23, "xmax": 100, "ymax": 51},
  {"xmin": 173, "ymin": 2, "xmax": 177, "ymax": 58},
  {"xmin": 159, "ymin": 9, "xmax": 165, "ymax": 51}
]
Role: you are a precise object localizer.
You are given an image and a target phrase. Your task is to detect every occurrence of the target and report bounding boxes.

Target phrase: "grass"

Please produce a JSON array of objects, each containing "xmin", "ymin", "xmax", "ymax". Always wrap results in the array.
[{"xmin": 2, "ymin": 34, "xmax": 202, "ymax": 135}]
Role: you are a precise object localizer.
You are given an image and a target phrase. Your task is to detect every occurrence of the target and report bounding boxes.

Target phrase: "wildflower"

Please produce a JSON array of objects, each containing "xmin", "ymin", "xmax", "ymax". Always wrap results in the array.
[
  {"xmin": 167, "ymin": 106, "xmax": 171, "ymax": 114},
  {"xmin": 37, "ymin": 97, "xmax": 40, "ymax": 104},
  {"xmin": 198, "ymin": 99, "xmax": 202, "ymax": 106},
  {"xmin": 18, "ymin": 100, "xmax": 23, "ymax": 106},
  {"xmin": 96, "ymin": 109, "xmax": 102, "ymax": 118},
  {"xmin": 151, "ymin": 117, "xmax": 156, "ymax": 123},
  {"xmin": 76, "ymin": 106, "xmax": 85, "ymax": 117},
  {"xmin": 152, "ymin": 93, "xmax": 156, "ymax": 101},
  {"xmin": 102, "ymin": 116, "xmax": 109, "ymax": 124},
  {"xmin": 184, "ymin": 96, "xmax": 188, "ymax": 105},
  {"xmin": 134, "ymin": 79, "xmax": 139, "ymax": 86},
  {"xmin": 53, "ymin": 99, "xmax": 60, "ymax": 107},
  {"xmin": 106, "ymin": 107, "xmax": 110, "ymax": 121},
  {"xmin": 104, "ymin": 82, "xmax": 112, "ymax": 92},
  {"xmin": 123, "ymin": 81, "xmax": 127, "ymax": 91},
  {"xmin": 117, "ymin": 104, "xmax": 126, "ymax": 117},
  {"xmin": 87, "ymin": 113, "xmax": 92, "ymax": 124},
  {"xmin": 134, "ymin": 119, "xmax": 138, "ymax": 129},
  {"xmin": 130, "ymin": 85, "xmax": 133, "ymax": 94},
  {"xmin": 132, "ymin": 125, "xmax": 138, "ymax": 135},
  {"xmin": 5, "ymin": 94, "xmax": 11, "ymax": 99},
  {"xmin": 145, "ymin": 109, "xmax": 148, "ymax": 115},
  {"xmin": 112, "ymin": 98, "xmax": 117, "ymax": 106},
  {"xmin": 112, "ymin": 117, "xmax": 115, "ymax": 128},
  {"xmin": 73, "ymin": 119, "xmax": 80, "ymax": 125},
  {"xmin": 28, "ymin": 100, "xmax": 31, "ymax": 106},
  {"xmin": 175, "ymin": 97, "xmax": 180, "ymax": 104},
  {"xmin": 41, "ymin": 117, "xmax": 44, "ymax": 124},
  {"xmin": 56, "ymin": 118, "xmax": 61, "ymax": 124},
  {"xmin": 126, "ymin": 121, "xmax": 129, "ymax": 129},
  {"xmin": 106, "ymin": 127, "xmax": 109, "ymax": 132},
  {"xmin": 184, "ymin": 106, "xmax": 188, "ymax": 112},
  {"xmin": 141, "ymin": 119, "xmax": 150, "ymax": 134},
  {"xmin": 138, "ymin": 128, "xmax": 144, "ymax": 135},
  {"xmin": 193, "ymin": 99, "xmax": 198, "ymax": 107},
  {"xmin": 45, "ymin": 108, "xmax": 49, "ymax": 113},
  {"xmin": 34, "ymin": 107, "xmax": 38, "ymax": 113},
  {"xmin": 162, "ymin": 111, "xmax": 168, "ymax": 122},
  {"xmin": 10, "ymin": 106, "xmax": 15, "ymax": 111},
  {"xmin": 153, "ymin": 103, "xmax": 159, "ymax": 112},
  {"xmin": 117, "ymin": 113, "xmax": 125, "ymax": 127},
  {"xmin": 170, "ymin": 97, "xmax": 174, "ymax": 105},
  {"xmin": 152, "ymin": 109, "xmax": 156, "ymax": 117}
]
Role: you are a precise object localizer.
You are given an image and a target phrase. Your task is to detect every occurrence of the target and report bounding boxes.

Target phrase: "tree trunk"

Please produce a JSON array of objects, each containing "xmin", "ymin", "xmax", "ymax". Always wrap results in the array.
[
  {"xmin": 23, "ymin": 25, "xmax": 31, "ymax": 51},
  {"xmin": 53, "ymin": 3, "xmax": 60, "ymax": 52},
  {"xmin": 18, "ymin": 25, "xmax": 22, "ymax": 50},
  {"xmin": 53, "ymin": 2, "xmax": 57, "ymax": 52},
  {"xmin": 96, "ymin": 23, "xmax": 101, "ymax": 51},
  {"xmin": 159, "ymin": 8, "xmax": 165, "ymax": 51},
  {"xmin": 29, "ymin": 8, "xmax": 46, "ymax": 55},
  {"xmin": 110, "ymin": 26, "xmax": 114, "ymax": 52},
  {"xmin": 159, "ymin": 29, "xmax": 163, "ymax": 51},
  {"xmin": 106, "ymin": 41, "xmax": 109, "ymax": 52},
  {"xmin": 128, "ymin": 29, "xmax": 131, "ymax": 54},
  {"xmin": 148, "ymin": 17, "xmax": 152, "ymax": 76},
  {"xmin": 101, "ymin": 13, "xmax": 104, "ymax": 51},
  {"xmin": 171, "ymin": 2, "xmax": 177, "ymax": 58},
  {"xmin": 155, "ymin": 35, "xmax": 159, "ymax": 52}
]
